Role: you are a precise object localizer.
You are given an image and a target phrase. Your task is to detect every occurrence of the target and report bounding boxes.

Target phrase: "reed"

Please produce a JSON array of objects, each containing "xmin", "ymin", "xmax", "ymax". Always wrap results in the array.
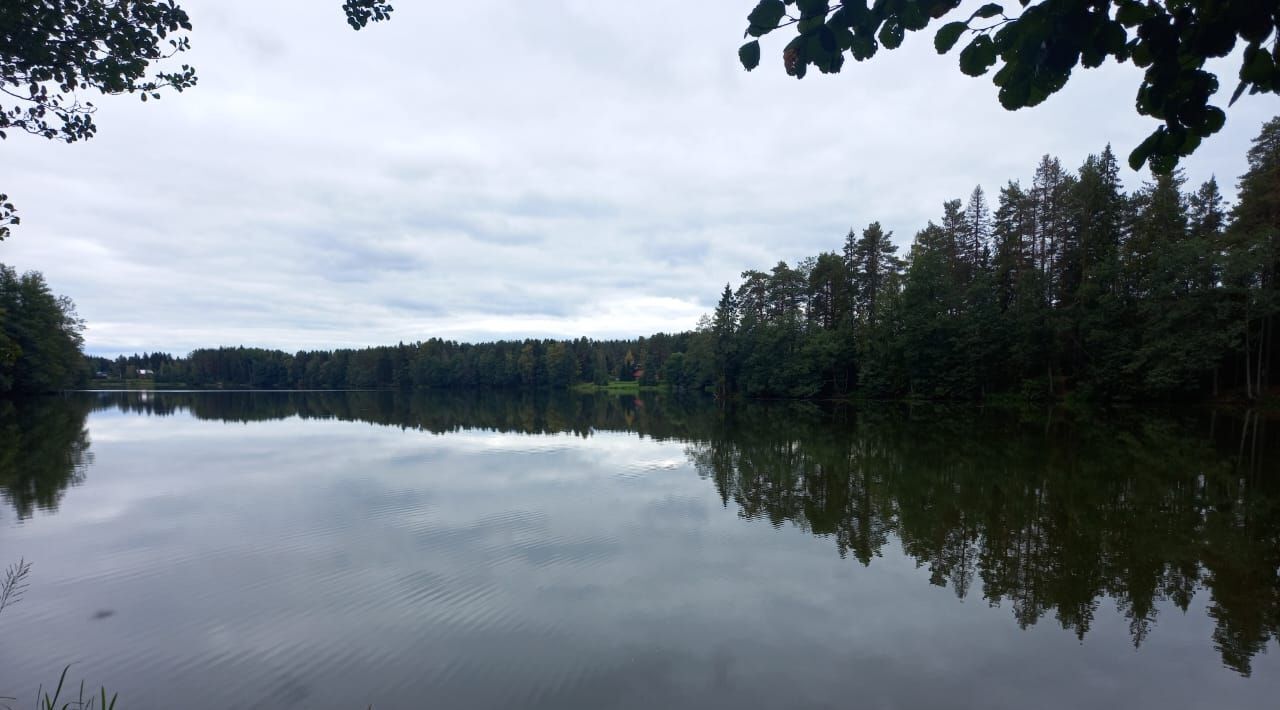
[
  {"xmin": 1, "ymin": 562, "xmax": 118, "ymax": 710},
  {"xmin": 0, "ymin": 559, "xmax": 31, "ymax": 615}
]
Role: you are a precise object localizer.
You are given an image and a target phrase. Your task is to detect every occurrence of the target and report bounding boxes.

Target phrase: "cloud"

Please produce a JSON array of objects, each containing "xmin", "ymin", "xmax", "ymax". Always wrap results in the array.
[{"xmin": 0, "ymin": 0, "xmax": 1274, "ymax": 355}]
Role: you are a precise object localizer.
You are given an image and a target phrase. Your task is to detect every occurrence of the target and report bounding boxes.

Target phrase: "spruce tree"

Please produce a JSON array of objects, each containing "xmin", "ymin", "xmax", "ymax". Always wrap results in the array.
[
  {"xmin": 711, "ymin": 284, "xmax": 738, "ymax": 397},
  {"xmin": 1227, "ymin": 117, "xmax": 1280, "ymax": 399},
  {"xmin": 850, "ymin": 221, "xmax": 900, "ymax": 326},
  {"xmin": 963, "ymin": 186, "xmax": 991, "ymax": 274}
]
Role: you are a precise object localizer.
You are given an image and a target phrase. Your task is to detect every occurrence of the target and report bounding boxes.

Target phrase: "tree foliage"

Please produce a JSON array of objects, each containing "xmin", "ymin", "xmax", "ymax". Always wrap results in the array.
[
  {"xmin": 679, "ymin": 119, "xmax": 1276, "ymax": 401},
  {"xmin": 86, "ymin": 334, "xmax": 694, "ymax": 394},
  {"xmin": 0, "ymin": 1, "xmax": 393, "ymax": 237},
  {"xmin": 0, "ymin": 0, "xmax": 195, "ymax": 143},
  {"xmin": 342, "ymin": 0, "xmax": 395, "ymax": 30},
  {"xmin": 0, "ymin": 1, "xmax": 391, "ymax": 144},
  {"xmin": 90, "ymin": 117, "xmax": 1280, "ymax": 403},
  {"xmin": 738, "ymin": 0, "xmax": 1280, "ymax": 172},
  {"xmin": 1228, "ymin": 115, "xmax": 1280, "ymax": 400},
  {"xmin": 0, "ymin": 264, "xmax": 85, "ymax": 394},
  {"xmin": 0, "ymin": 193, "xmax": 15, "ymax": 241}
]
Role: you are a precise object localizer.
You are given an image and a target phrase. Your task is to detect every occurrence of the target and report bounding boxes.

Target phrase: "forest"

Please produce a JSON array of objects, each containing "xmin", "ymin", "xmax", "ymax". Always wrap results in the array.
[
  {"xmin": 2, "ymin": 117, "xmax": 1274, "ymax": 402},
  {"xmin": 79, "ymin": 117, "xmax": 1280, "ymax": 403}
]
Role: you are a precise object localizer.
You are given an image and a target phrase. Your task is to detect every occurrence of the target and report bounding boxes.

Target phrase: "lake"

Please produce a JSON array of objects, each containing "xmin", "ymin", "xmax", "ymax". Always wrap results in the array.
[{"xmin": 0, "ymin": 391, "xmax": 1277, "ymax": 709}]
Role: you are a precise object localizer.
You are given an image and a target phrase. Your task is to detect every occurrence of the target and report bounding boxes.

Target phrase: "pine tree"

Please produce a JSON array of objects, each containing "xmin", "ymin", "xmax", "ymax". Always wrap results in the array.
[
  {"xmin": 940, "ymin": 199, "xmax": 967, "ymax": 283},
  {"xmin": 1227, "ymin": 117, "xmax": 1280, "ymax": 399},
  {"xmin": 1123, "ymin": 170, "xmax": 1229, "ymax": 396},
  {"xmin": 766, "ymin": 261, "xmax": 805, "ymax": 324},
  {"xmin": 735, "ymin": 270, "xmax": 769, "ymax": 325},
  {"xmin": 711, "ymin": 283, "xmax": 738, "ymax": 397},
  {"xmin": 900, "ymin": 223, "xmax": 969, "ymax": 396},
  {"xmin": 850, "ymin": 221, "xmax": 901, "ymax": 326},
  {"xmin": 1060, "ymin": 146, "xmax": 1128, "ymax": 390},
  {"xmin": 1188, "ymin": 177, "xmax": 1227, "ymax": 290},
  {"xmin": 806, "ymin": 252, "xmax": 849, "ymax": 331},
  {"xmin": 963, "ymin": 186, "xmax": 991, "ymax": 274},
  {"xmin": 1127, "ymin": 171, "xmax": 1188, "ymax": 300},
  {"xmin": 1031, "ymin": 155, "xmax": 1073, "ymax": 303},
  {"xmin": 992, "ymin": 181, "xmax": 1034, "ymax": 311}
]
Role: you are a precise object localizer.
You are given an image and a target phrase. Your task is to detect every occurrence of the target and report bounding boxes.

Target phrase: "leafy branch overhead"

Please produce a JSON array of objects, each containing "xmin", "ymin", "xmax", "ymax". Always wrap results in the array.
[
  {"xmin": 738, "ymin": 0, "xmax": 1280, "ymax": 172},
  {"xmin": 342, "ymin": 0, "xmax": 395, "ymax": 30},
  {"xmin": 0, "ymin": 1, "xmax": 393, "ymax": 146},
  {"xmin": 0, "ymin": 195, "xmax": 16, "ymax": 242}
]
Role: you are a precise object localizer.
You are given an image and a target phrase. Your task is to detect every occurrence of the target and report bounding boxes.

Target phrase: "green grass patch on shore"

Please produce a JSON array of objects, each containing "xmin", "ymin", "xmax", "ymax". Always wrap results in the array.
[{"xmin": 571, "ymin": 380, "xmax": 663, "ymax": 393}]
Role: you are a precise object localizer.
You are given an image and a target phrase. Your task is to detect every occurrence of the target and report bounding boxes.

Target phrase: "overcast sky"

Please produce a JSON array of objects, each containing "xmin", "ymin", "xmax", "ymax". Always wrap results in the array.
[{"xmin": 2, "ymin": 1, "xmax": 1275, "ymax": 356}]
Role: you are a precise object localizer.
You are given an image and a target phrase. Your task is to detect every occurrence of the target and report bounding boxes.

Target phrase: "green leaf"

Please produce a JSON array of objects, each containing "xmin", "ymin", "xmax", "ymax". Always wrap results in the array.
[
  {"xmin": 1128, "ymin": 130, "xmax": 1159, "ymax": 170},
  {"xmin": 835, "ymin": 26, "xmax": 855, "ymax": 50},
  {"xmin": 817, "ymin": 25, "xmax": 838, "ymax": 52},
  {"xmin": 997, "ymin": 76, "xmax": 1030, "ymax": 109},
  {"xmin": 739, "ymin": 40, "xmax": 761, "ymax": 70},
  {"xmin": 808, "ymin": 33, "xmax": 842, "ymax": 72},
  {"xmin": 1229, "ymin": 79, "xmax": 1248, "ymax": 106},
  {"xmin": 1200, "ymin": 106, "xmax": 1226, "ymax": 133},
  {"xmin": 746, "ymin": 0, "xmax": 787, "ymax": 37},
  {"xmin": 1148, "ymin": 152, "xmax": 1178, "ymax": 174},
  {"xmin": 850, "ymin": 30, "xmax": 878, "ymax": 61},
  {"xmin": 878, "ymin": 21, "xmax": 905, "ymax": 50},
  {"xmin": 1115, "ymin": 0, "xmax": 1150, "ymax": 26},
  {"xmin": 958, "ymin": 35, "xmax": 997, "ymax": 76},
  {"xmin": 796, "ymin": 0, "xmax": 828, "ymax": 15},
  {"xmin": 1179, "ymin": 131, "xmax": 1203, "ymax": 155},
  {"xmin": 1241, "ymin": 43, "xmax": 1274, "ymax": 84},
  {"xmin": 934, "ymin": 21, "xmax": 967, "ymax": 53},
  {"xmin": 797, "ymin": 15, "xmax": 826, "ymax": 33},
  {"xmin": 1130, "ymin": 41, "xmax": 1152, "ymax": 67},
  {"xmin": 972, "ymin": 3, "xmax": 1003, "ymax": 19},
  {"xmin": 900, "ymin": 2, "xmax": 928, "ymax": 31},
  {"xmin": 1103, "ymin": 20, "xmax": 1127, "ymax": 55}
]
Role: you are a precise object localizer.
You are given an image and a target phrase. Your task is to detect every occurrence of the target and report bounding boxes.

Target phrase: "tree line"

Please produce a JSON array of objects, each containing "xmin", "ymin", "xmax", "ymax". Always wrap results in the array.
[
  {"xmin": 86, "ymin": 117, "xmax": 1280, "ymax": 402},
  {"xmin": 701, "ymin": 118, "xmax": 1279, "ymax": 401},
  {"xmin": 87, "ymin": 335, "xmax": 692, "ymax": 391}
]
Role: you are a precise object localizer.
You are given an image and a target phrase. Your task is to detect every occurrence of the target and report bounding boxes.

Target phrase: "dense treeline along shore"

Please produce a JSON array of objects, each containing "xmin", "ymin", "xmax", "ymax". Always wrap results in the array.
[
  {"xmin": 9, "ymin": 118, "xmax": 1280, "ymax": 402},
  {"xmin": 4, "ymin": 391, "xmax": 1277, "ymax": 675}
]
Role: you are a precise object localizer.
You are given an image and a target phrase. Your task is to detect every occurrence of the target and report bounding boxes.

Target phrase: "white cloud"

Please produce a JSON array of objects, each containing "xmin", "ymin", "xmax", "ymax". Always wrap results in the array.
[{"xmin": 1, "ymin": 0, "xmax": 1274, "ymax": 354}]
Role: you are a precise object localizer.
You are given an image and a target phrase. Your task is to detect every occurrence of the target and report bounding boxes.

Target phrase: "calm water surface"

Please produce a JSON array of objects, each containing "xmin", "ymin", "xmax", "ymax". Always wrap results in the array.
[{"xmin": 0, "ymin": 391, "xmax": 1277, "ymax": 709}]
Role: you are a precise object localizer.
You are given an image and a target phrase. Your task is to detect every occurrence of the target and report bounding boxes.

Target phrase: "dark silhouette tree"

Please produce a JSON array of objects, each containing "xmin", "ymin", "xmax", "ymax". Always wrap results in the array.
[
  {"xmin": 0, "ymin": 0, "xmax": 393, "ymax": 237},
  {"xmin": 738, "ymin": 0, "xmax": 1280, "ymax": 172},
  {"xmin": 0, "ymin": 265, "xmax": 85, "ymax": 393}
]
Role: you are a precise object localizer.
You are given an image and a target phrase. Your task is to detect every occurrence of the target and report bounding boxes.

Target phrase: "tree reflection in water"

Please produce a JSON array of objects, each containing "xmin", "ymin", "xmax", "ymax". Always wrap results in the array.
[{"xmin": 8, "ymin": 390, "xmax": 1277, "ymax": 675}]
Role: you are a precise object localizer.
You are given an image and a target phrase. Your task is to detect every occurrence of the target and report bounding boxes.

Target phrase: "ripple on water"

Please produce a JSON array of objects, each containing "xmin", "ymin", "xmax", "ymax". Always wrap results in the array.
[
  {"xmin": 613, "ymin": 458, "xmax": 684, "ymax": 482},
  {"xmin": 508, "ymin": 534, "xmax": 621, "ymax": 569}
]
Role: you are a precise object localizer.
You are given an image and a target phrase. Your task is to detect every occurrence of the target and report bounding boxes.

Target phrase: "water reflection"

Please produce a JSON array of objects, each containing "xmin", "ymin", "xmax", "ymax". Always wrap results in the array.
[
  {"xmin": 4, "ymin": 390, "xmax": 1278, "ymax": 680},
  {"xmin": 686, "ymin": 405, "xmax": 1279, "ymax": 676},
  {"xmin": 0, "ymin": 396, "xmax": 93, "ymax": 519}
]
